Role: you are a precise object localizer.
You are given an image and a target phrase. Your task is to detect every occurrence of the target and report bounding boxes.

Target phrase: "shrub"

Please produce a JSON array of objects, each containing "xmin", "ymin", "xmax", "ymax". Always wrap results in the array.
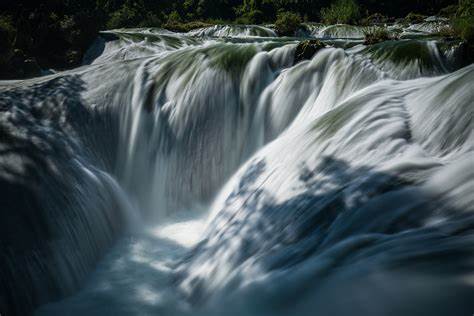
[
  {"xmin": 235, "ymin": 10, "xmax": 264, "ymax": 24},
  {"xmin": 457, "ymin": 0, "xmax": 474, "ymax": 18},
  {"xmin": 437, "ymin": 25, "xmax": 457, "ymax": 38},
  {"xmin": 438, "ymin": 5, "xmax": 459, "ymax": 18},
  {"xmin": 167, "ymin": 11, "xmax": 182, "ymax": 24},
  {"xmin": 453, "ymin": 16, "xmax": 474, "ymax": 43},
  {"xmin": 107, "ymin": 1, "xmax": 147, "ymax": 29},
  {"xmin": 294, "ymin": 39, "xmax": 326, "ymax": 63},
  {"xmin": 404, "ymin": 12, "xmax": 427, "ymax": 24},
  {"xmin": 320, "ymin": 0, "xmax": 360, "ymax": 25},
  {"xmin": 274, "ymin": 11, "xmax": 302, "ymax": 36},
  {"xmin": 140, "ymin": 13, "xmax": 163, "ymax": 27},
  {"xmin": 361, "ymin": 13, "xmax": 388, "ymax": 26},
  {"xmin": 433, "ymin": 1, "xmax": 473, "ymax": 44},
  {"xmin": 163, "ymin": 21, "xmax": 212, "ymax": 33},
  {"xmin": 0, "ymin": 15, "xmax": 16, "ymax": 64},
  {"xmin": 448, "ymin": 0, "xmax": 474, "ymax": 44},
  {"xmin": 363, "ymin": 27, "xmax": 393, "ymax": 45}
]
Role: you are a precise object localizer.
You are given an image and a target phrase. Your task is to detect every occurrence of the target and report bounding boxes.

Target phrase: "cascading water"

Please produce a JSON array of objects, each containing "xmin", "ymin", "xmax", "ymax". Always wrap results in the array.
[
  {"xmin": 0, "ymin": 23, "xmax": 473, "ymax": 316},
  {"xmin": 187, "ymin": 25, "xmax": 277, "ymax": 38}
]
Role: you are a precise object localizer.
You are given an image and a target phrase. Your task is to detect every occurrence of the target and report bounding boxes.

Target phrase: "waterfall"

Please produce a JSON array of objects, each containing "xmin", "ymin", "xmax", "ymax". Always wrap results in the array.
[
  {"xmin": 0, "ymin": 23, "xmax": 473, "ymax": 316},
  {"xmin": 187, "ymin": 25, "xmax": 277, "ymax": 38}
]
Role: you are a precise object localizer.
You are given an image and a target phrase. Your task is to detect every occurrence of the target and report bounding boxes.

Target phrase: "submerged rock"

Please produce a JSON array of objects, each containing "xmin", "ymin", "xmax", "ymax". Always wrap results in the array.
[{"xmin": 294, "ymin": 39, "xmax": 326, "ymax": 64}]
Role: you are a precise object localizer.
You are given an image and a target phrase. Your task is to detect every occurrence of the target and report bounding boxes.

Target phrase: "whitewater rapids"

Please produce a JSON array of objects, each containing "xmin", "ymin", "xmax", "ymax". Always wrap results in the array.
[{"xmin": 0, "ymin": 24, "xmax": 473, "ymax": 316}]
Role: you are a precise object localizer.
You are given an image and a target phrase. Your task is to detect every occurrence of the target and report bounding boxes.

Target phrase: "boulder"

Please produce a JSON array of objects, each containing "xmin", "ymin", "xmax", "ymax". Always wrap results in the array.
[{"xmin": 294, "ymin": 39, "xmax": 326, "ymax": 64}]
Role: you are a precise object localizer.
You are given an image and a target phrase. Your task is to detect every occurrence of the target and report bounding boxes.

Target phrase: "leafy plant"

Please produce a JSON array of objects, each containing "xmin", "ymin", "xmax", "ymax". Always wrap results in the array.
[
  {"xmin": 438, "ymin": 4, "xmax": 459, "ymax": 18},
  {"xmin": 361, "ymin": 13, "xmax": 388, "ymax": 26},
  {"xmin": 235, "ymin": 9, "xmax": 264, "ymax": 24},
  {"xmin": 457, "ymin": 0, "xmax": 474, "ymax": 18},
  {"xmin": 432, "ymin": 0, "xmax": 473, "ymax": 44},
  {"xmin": 404, "ymin": 12, "xmax": 427, "ymax": 24},
  {"xmin": 294, "ymin": 39, "xmax": 326, "ymax": 63},
  {"xmin": 106, "ymin": 1, "xmax": 151, "ymax": 29},
  {"xmin": 453, "ymin": 15, "xmax": 474, "ymax": 43},
  {"xmin": 320, "ymin": 0, "xmax": 360, "ymax": 25},
  {"xmin": 167, "ymin": 11, "xmax": 183, "ymax": 24},
  {"xmin": 363, "ymin": 27, "xmax": 393, "ymax": 45},
  {"xmin": 446, "ymin": 0, "xmax": 474, "ymax": 44},
  {"xmin": 0, "ymin": 15, "xmax": 16, "ymax": 64},
  {"xmin": 274, "ymin": 11, "xmax": 302, "ymax": 36}
]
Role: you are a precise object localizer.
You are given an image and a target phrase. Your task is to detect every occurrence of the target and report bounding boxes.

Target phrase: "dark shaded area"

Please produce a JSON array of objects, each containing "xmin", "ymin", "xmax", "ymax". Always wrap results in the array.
[
  {"xmin": 0, "ymin": 2, "xmax": 104, "ymax": 78},
  {"xmin": 0, "ymin": 76, "xmax": 123, "ymax": 315},
  {"xmin": 177, "ymin": 156, "xmax": 474, "ymax": 315},
  {"xmin": 0, "ymin": 0, "xmax": 467, "ymax": 79}
]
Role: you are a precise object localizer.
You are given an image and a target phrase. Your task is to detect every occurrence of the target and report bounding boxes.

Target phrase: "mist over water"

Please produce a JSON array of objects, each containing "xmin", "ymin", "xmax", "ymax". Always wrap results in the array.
[{"xmin": 1, "ymin": 23, "xmax": 473, "ymax": 316}]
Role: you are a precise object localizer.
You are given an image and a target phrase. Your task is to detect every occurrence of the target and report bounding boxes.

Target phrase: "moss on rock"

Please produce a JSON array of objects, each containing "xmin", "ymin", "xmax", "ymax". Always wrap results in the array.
[
  {"xmin": 363, "ymin": 27, "xmax": 393, "ymax": 45},
  {"xmin": 294, "ymin": 39, "xmax": 326, "ymax": 64}
]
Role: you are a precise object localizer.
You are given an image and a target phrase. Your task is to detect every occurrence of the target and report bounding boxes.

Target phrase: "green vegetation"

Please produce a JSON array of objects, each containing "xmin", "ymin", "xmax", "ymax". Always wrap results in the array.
[
  {"xmin": 209, "ymin": 45, "xmax": 257, "ymax": 75},
  {"xmin": 274, "ymin": 11, "xmax": 302, "ymax": 36},
  {"xmin": 361, "ymin": 13, "xmax": 389, "ymax": 26},
  {"xmin": 453, "ymin": 0, "xmax": 474, "ymax": 43},
  {"xmin": 161, "ymin": 10, "xmax": 212, "ymax": 32},
  {"xmin": 435, "ymin": 0, "xmax": 474, "ymax": 45},
  {"xmin": 294, "ymin": 39, "xmax": 326, "ymax": 63},
  {"xmin": 320, "ymin": 0, "xmax": 360, "ymax": 24},
  {"xmin": 365, "ymin": 40, "xmax": 439, "ymax": 71},
  {"xmin": 234, "ymin": 0, "xmax": 265, "ymax": 24},
  {"xmin": 437, "ymin": 25, "xmax": 458, "ymax": 38},
  {"xmin": 453, "ymin": 17, "xmax": 474, "ymax": 42},
  {"xmin": 363, "ymin": 27, "xmax": 393, "ymax": 45},
  {"xmin": 403, "ymin": 12, "xmax": 428, "ymax": 24},
  {"xmin": 0, "ymin": 16, "xmax": 15, "ymax": 65},
  {"xmin": 438, "ymin": 4, "xmax": 459, "ymax": 17},
  {"xmin": 106, "ymin": 1, "xmax": 163, "ymax": 29},
  {"xmin": 0, "ymin": 0, "xmax": 469, "ymax": 79},
  {"xmin": 458, "ymin": 0, "xmax": 474, "ymax": 17}
]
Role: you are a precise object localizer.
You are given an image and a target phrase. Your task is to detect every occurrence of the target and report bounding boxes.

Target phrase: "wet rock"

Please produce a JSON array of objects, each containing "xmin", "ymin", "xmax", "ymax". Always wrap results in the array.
[{"xmin": 294, "ymin": 39, "xmax": 326, "ymax": 64}]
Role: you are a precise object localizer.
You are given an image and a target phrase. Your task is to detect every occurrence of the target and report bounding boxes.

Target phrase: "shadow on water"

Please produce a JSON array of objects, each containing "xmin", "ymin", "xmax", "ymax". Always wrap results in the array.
[
  {"xmin": 0, "ymin": 75, "xmax": 123, "ymax": 315},
  {"xmin": 178, "ymin": 156, "xmax": 474, "ymax": 315},
  {"xmin": 0, "ymin": 55, "xmax": 473, "ymax": 316}
]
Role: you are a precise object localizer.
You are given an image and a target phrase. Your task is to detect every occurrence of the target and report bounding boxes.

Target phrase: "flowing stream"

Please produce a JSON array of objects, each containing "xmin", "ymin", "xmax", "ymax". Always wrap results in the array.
[{"xmin": 0, "ymin": 23, "xmax": 473, "ymax": 316}]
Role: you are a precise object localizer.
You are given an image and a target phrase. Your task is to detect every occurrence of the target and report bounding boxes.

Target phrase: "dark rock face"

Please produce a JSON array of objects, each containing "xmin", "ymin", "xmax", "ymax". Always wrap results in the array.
[
  {"xmin": 0, "ymin": 11, "xmax": 101, "ymax": 80},
  {"xmin": 294, "ymin": 39, "xmax": 326, "ymax": 64},
  {"xmin": 457, "ymin": 41, "xmax": 474, "ymax": 66},
  {"xmin": 1, "ymin": 50, "xmax": 42, "ymax": 79}
]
